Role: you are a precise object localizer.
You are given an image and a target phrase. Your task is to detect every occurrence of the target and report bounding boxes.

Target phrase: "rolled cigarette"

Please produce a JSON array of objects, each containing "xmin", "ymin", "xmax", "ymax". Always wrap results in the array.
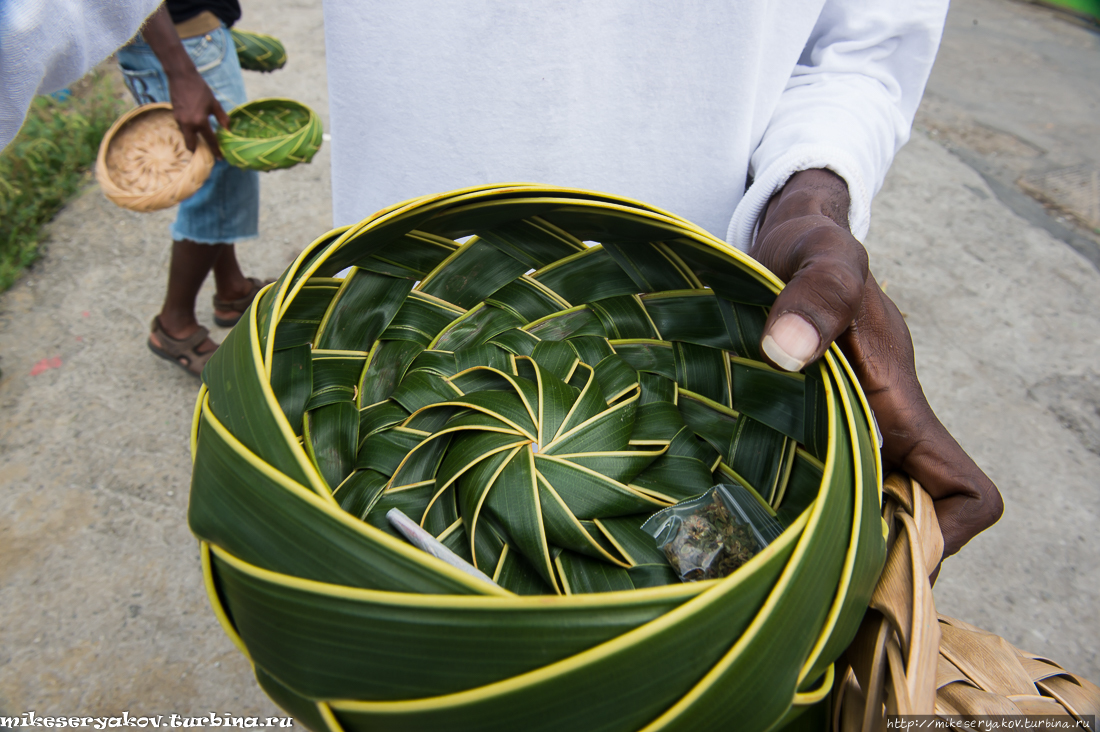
[{"xmin": 386, "ymin": 508, "xmax": 500, "ymax": 589}]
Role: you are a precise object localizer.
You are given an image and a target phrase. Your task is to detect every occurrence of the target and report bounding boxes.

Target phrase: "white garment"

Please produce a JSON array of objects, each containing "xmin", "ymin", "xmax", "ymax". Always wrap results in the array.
[
  {"xmin": 323, "ymin": 0, "xmax": 947, "ymax": 250},
  {"xmin": 0, "ymin": 0, "xmax": 160, "ymax": 150}
]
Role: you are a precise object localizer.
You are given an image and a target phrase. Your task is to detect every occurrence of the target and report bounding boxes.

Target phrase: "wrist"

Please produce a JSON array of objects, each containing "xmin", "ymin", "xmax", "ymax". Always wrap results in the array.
[
  {"xmin": 142, "ymin": 4, "xmax": 199, "ymax": 79},
  {"xmin": 161, "ymin": 52, "xmax": 200, "ymax": 78},
  {"xmin": 762, "ymin": 169, "xmax": 852, "ymax": 235}
]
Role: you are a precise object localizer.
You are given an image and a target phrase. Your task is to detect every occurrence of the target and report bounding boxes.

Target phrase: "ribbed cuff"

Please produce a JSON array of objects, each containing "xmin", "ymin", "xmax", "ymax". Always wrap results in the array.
[{"xmin": 725, "ymin": 144, "xmax": 871, "ymax": 252}]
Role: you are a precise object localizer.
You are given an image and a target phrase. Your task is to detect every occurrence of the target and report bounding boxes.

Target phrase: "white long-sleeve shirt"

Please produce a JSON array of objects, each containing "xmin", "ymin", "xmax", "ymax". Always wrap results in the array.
[
  {"xmin": 0, "ymin": 0, "xmax": 161, "ymax": 150},
  {"xmin": 323, "ymin": 0, "xmax": 947, "ymax": 250}
]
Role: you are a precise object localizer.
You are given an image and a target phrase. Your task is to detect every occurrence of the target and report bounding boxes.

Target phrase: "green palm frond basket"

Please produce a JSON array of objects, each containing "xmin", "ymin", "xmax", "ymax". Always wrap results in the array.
[
  {"xmin": 230, "ymin": 29, "xmax": 287, "ymax": 72},
  {"xmin": 217, "ymin": 98, "xmax": 322, "ymax": 172},
  {"xmin": 189, "ymin": 184, "xmax": 886, "ymax": 732}
]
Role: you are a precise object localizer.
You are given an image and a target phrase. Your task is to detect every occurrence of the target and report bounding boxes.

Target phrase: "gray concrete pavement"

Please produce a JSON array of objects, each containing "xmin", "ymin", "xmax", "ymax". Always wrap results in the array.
[
  {"xmin": 918, "ymin": 0, "xmax": 1100, "ymax": 270},
  {"xmin": 894, "ymin": 0, "xmax": 1100, "ymax": 677},
  {"xmin": 0, "ymin": 0, "xmax": 329, "ymax": 717},
  {"xmin": 868, "ymin": 132, "xmax": 1100, "ymax": 679},
  {"xmin": 0, "ymin": 0, "xmax": 1097, "ymax": 719}
]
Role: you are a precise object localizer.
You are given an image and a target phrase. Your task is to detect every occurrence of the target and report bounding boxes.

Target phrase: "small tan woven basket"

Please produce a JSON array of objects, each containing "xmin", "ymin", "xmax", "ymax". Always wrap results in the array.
[
  {"xmin": 96, "ymin": 103, "xmax": 214, "ymax": 212},
  {"xmin": 835, "ymin": 474, "xmax": 1100, "ymax": 730}
]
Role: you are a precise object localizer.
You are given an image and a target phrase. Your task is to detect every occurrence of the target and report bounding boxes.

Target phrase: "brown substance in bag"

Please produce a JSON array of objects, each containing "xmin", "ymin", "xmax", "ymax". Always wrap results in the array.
[{"xmin": 663, "ymin": 492, "xmax": 760, "ymax": 581}]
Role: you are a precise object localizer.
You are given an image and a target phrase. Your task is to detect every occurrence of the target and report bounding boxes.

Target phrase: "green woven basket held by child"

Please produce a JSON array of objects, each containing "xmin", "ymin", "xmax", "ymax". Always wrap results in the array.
[
  {"xmin": 230, "ymin": 29, "xmax": 287, "ymax": 72},
  {"xmin": 188, "ymin": 184, "xmax": 887, "ymax": 732},
  {"xmin": 216, "ymin": 98, "xmax": 322, "ymax": 172}
]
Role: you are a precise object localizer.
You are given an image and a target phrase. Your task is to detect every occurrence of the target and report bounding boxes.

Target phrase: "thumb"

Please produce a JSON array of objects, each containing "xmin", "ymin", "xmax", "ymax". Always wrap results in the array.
[
  {"xmin": 199, "ymin": 123, "xmax": 223, "ymax": 159},
  {"xmin": 212, "ymin": 98, "xmax": 231, "ymax": 130},
  {"xmin": 756, "ymin": 217, "xmax": 868, "ymax": 371}
]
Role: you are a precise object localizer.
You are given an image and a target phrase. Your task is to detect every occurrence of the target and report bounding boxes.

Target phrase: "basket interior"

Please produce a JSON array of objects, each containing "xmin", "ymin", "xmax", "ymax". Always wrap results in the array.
[
  {"xmin": 252, "ymin": 193, "xmax": 838, "ymax": 596},
  {"xmin": 105, "ymin": 108, "xmax": 193, "ymax": 192},
  {"xmin": 227, "ymin": 100, "xmax": 310, "ymax": 139}
]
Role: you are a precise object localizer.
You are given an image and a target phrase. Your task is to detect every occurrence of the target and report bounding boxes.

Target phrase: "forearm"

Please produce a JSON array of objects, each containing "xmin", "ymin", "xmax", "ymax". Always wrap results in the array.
[
  {"xmin": 136, "ymin": 3, "xmax": 228, "ymax": 153},
  {"xmin": 141, "ymin": 4, "xmax": 201, "ymax": 80}
]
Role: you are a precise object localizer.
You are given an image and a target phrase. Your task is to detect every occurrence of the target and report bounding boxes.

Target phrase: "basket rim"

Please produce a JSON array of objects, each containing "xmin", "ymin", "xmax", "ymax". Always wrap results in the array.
[
  {"xmin": 230, "ymin": 28, "xmax": 282, "ymax": 43},
  {"xmin": 218, "ymin": 97, "xmax": 318, "ymax": 143}
]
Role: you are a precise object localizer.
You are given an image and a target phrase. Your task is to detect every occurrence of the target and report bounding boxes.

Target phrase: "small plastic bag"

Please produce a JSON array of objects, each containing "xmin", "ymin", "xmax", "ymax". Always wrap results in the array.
[{"xmin": 641, "ymin": 483, "xmax": 784, "ymax": 582}]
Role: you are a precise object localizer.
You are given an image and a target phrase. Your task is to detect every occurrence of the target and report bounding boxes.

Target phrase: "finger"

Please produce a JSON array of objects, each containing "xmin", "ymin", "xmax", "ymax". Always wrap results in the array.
[
  {"xmin": 843, "ymin": 286, "xmax": 1003, "ymax": 559},
  {"xmin": 199, "ymin": 123, "xmax": 223, "ymax": 159},
  {"xmin": 880, "ymin": 380, "xmax": 1003, "ymax": 558},
  {"xmin": 896, "ymin": 424, "xmax": 1002, "ymax": 558},
  {"xmin": 179, "ymin": 123, "xmax": 198, "ymax": 153},
  {"xmin": 212, "ymin": 98, "xmax": 231, "ymax": 130},
  {"xmin": 755, "ymin": 218, "xmax": 868, "ymax": 371}
]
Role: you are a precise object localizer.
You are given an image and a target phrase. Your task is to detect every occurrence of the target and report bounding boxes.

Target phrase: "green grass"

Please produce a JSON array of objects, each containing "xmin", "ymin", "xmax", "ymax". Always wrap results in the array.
[
  {"xmin": 1047, "ymin": 0, "xmax": 1100, "ymax": 21},
  {"xmin": 0, "ymin": 67, "xmax": 129, "ymax": 292}
]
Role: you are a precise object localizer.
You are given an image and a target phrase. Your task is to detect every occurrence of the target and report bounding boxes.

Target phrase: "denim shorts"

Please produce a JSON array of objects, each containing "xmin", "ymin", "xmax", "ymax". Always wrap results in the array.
[{"xmin": 117, "ymin": 26, "xmax": 259, "ymax": 244}]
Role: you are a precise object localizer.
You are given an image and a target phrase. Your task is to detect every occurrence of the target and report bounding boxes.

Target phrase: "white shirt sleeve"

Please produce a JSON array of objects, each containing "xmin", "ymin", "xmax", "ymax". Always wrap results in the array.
[
  {"xmin": 727, "ymin": 0, "xmax": 949, "ymax": 250},
  {"xmin": 0, "ymin": 0, "xmax": 161, "ymax": 150}
]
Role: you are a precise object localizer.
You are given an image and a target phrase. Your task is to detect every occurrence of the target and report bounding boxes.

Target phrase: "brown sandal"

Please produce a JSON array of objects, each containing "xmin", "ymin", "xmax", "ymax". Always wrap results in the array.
[
  {"xmin": 147, "ymin": 317, "xmax": 217, "ymax": 378},
  {"xmin": 212, "ymin": 277, "xmax": 274, "ymax": 327}
]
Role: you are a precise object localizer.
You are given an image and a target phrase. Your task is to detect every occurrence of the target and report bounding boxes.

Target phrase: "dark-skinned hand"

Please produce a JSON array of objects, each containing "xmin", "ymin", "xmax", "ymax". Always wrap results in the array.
[
  {"xmin": 140, "ymin": 3, "xmax": 229, "ymax": 157},
  {"xmin": 165, "ymin": 67, "xmax": 229, "ymax": 157},
  {"xmin": 750, "ymin": 168, "xmax": 1003, "ymax": 569}
]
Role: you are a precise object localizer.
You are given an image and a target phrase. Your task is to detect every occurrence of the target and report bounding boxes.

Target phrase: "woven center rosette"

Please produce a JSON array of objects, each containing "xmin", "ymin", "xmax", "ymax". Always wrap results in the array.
[{"xmin": 190, "ymin": 184, "xmax": 886, "ymax": 732}]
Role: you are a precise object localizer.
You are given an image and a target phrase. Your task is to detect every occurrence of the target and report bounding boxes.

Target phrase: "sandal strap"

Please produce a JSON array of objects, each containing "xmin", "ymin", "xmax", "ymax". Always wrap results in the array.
[
  {"xmin": 151, "ymin": 317, "xmax": 210, "ymax": 354},
  {"xmin": 213, "ymin": 277, "xmax": 266, "ymax": 312}
]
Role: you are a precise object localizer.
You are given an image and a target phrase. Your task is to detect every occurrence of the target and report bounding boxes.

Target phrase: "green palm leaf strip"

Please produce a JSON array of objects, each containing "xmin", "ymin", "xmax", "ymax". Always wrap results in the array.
[{"xmin": 190, "ymin": 183, "xmax": 886, "ymax": 732}]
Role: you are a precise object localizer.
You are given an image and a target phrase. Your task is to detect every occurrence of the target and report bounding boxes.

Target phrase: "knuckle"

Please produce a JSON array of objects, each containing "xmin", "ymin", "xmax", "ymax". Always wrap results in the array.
[
  {"xmin": 975, "ymin": 481, "xmax": 1004, "ymax": 528},
  {"xmin": 783, "ymin": 266, "xmax": 864, "ymax": 331},
  {"xmin": 756, "ymin": 216, "xmax": 868, "ymax": 283}
]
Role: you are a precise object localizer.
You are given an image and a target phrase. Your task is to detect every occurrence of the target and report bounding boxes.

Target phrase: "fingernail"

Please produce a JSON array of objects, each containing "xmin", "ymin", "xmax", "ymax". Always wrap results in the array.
[{"xmin": 762, "ymin": 313, "xmax": 820, "ymax": 371}]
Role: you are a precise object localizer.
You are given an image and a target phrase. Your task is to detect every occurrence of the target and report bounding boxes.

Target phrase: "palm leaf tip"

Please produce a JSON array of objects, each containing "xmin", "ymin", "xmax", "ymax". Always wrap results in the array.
[{"xmin": 191, "ymin": 184, "xmax": 885, "ymax": 732}]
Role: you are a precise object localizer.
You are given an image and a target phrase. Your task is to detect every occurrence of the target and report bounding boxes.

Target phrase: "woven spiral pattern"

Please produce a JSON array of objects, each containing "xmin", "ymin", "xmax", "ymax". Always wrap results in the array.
[
  {"xmin": 217, "ymin": 98, "xmax": 322, "ymax": 172},
  {"xmin": 231, "ymin": 29, "xmax": 288, "ymax": 72},
  {"xmin": 190, "ymin": 184, "xmax": 886, "ymax": 732},
  {"xmin": 96, "ymin": 103, "xmax": 214, "ymax": 213}
]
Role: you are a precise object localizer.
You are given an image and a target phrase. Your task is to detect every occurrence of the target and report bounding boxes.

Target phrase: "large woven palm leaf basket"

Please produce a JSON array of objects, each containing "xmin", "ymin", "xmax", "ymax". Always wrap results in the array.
[{"xmin": 189, "ymin": 184, "xmax": 887, "ymax": 732}]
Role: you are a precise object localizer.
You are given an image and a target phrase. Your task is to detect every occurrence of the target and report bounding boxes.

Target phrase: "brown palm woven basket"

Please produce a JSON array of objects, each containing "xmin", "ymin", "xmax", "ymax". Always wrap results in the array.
[
  {"xmin": 837, "ymin": 474, "xmax": 1100, "ymax": 730},
  {"xmin": 96, "ymin": 103, "xmax": 214, "ymax": 212}
]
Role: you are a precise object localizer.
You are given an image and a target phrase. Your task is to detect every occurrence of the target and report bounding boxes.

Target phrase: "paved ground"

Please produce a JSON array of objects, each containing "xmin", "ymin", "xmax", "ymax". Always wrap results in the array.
[
  {"xmin": 893, "ymin": 0, "xmax": 1100, "ymax": 675},
  {"xmin": 0, "ymin": 0, "xmax": 1097, "ymax": 720}
]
